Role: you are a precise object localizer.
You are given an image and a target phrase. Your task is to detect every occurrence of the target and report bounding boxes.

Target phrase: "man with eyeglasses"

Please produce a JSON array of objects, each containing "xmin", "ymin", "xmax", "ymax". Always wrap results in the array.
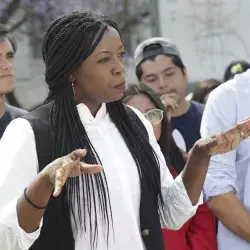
[
  {"xmin": 134, "ymin": 37, "xmax": 204, "ymax": 153},
  {"xmin": 0, "ymin": 24, "xmax": 27, "ymax": 139}
]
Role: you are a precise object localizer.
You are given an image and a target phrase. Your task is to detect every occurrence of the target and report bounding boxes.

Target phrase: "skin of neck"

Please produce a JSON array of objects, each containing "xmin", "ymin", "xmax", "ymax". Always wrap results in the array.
[
  {"xmin": 75, "ymin": 95, "xmax": 102, "ymax": 117},
  {"xmin": 171, "ymin": 97, "xmax": 190, "ymax": 117},
  {"xmin": 0, "ymin": 94, "xmax": 6, "ymax": 117}
]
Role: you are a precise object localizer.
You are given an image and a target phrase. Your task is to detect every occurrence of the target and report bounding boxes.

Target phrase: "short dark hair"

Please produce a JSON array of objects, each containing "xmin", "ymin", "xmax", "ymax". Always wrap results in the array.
[
  {"xmin": 0, "ymin": 24, "xmax": 17, "ymax": 52},
  {"xmin": 135, "ymin": 43, "xmax": 185, "ymax": 81},
  {"xmin": 192, "ymin": 78, "xmax": 221, "ymax": 104},
  {"xmin": 224, "ymin": 60, "xmax": 250, "ymax": 82}
]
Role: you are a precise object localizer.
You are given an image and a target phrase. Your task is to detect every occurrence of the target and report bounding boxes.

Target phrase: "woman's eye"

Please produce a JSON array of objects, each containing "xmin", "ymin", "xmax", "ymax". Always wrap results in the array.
[
  {"xmin": 166, "ymin": 72, "xmax": 175, "ymax": 77},
  {"xmin": 7, "ymin": 54, "xmax": 15, "ymax": 59},
  {"xmin": 120, "ymin": 51, "xmax": 126, "ymax": 57},
  {"xmin": 98, "ymin": 57, "xmax": 110, "ymax": 63}
]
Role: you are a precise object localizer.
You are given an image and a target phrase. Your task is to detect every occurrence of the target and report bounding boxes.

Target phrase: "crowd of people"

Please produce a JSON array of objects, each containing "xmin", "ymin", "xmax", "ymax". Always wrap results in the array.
[{"xmin": 0, "ymin": 11, "xmax": 250, "ymax": 250}]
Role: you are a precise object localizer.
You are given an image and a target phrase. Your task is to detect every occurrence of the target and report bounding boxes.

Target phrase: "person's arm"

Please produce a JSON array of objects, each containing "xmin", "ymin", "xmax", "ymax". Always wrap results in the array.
[
  {"xmin": 0, "ymin": 118, "xmax": 43, "ymax": 250},
  {"xmin": 0, "ymin": 119, "xmax": 102, "ymax": 249},
  {"xmin": 200, "ymin": 81, "xmax": 250, "ymax": 242},
  {"xmin": 130, "ymin": 103, "xmax": 250, "ymax": 230},
  {"xmin": 129, "ymin": 106, "xmax": 203, "ymax": 230},
  {"xmin": 16, "ymin": 173, "xmax": 54, "ymax": 233},
  {"xmin": 207, "ymin": 192, "xmax": 250, "ymax": 242},
  {"xmin": 17, "ymin": 147, "xmax": 101, "ymax": 234},
  {"xmin": 181, "ymin": 144, "xmax": 211, "ymax": 205}
]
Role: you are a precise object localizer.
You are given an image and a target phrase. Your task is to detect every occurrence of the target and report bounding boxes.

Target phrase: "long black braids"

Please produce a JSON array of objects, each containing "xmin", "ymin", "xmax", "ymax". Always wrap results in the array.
[{"xmin": 42, "ymin": 11, "xmax": 164, "ymax": 248}]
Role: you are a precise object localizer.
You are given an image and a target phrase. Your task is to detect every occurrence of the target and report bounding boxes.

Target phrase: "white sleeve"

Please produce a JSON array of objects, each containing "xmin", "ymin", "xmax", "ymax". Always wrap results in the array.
[
  {"xmin": 0, "ymin": 118, "xmax": 41, "ymax": 250},
  {"xmin": 200, "ymin": 80, "xmax": 239, "ymax": 200},
  {"xmin": 128, "ymin": 106, "xmax": 203, "ymax": 230}
]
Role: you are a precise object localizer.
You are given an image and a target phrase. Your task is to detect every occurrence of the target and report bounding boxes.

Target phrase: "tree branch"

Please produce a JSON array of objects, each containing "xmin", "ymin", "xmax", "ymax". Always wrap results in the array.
[
  {"xmin": 0, "ymin": 0, "xmax": 22, "ymax": 24},
  {"xmin": 9, "ymin": 14, "xmax": 28, "ymax": 32},
  {"xmin": 18, "ymin": 28, "xmax": 33, "ymax": 37},
  {"xmin": 119, "ymin": 9, "xmax": 150, "ymax": 31}
]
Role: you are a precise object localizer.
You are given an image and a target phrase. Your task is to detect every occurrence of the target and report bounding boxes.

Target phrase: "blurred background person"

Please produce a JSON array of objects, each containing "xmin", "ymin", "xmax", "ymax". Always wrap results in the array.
[
  {"xmin": 123, "ymin": 84, "xmax": 217, "ymax": 250},
  {"xmin": 192, "ymin": 78, "xmax": 221, "ymax": 105},
  {"xmin": 134, "ymin": 37, "xmax": 204, "ymax": 153},
  {"xmin": 223, "ymin": 60, "xmax": 250, "ymax": 82},
  {"xmin": 0, "ymin": 24, "xmax": 27, "ymax": 139},
  {"xmin": 201, "ymin": 67, "xmax": 250, "ymax": 250}
]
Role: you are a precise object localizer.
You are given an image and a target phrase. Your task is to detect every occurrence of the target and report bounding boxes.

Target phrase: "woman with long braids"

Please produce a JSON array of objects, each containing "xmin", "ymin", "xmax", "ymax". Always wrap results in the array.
[{"xmin": 0, "ymin": 11, "xmax": 250, "ymax": 250}]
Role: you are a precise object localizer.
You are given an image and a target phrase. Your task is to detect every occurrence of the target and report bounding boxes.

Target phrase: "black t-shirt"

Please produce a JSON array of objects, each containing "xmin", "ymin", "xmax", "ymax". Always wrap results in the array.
[{"xmin": 171, "ymin": 101, "xmax": 204, "ymax": 152}]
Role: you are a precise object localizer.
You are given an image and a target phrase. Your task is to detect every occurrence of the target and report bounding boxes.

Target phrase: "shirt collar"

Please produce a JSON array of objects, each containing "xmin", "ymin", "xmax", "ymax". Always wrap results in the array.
[{"xmin": 76, "ymin": 103, "xmax": 107, "ymax": 125}]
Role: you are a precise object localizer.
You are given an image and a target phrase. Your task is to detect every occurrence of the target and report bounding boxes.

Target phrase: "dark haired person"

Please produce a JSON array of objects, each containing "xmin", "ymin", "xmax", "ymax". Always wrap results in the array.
[
  {"xmin": 0, "ymin": 24, "xmax": 27, "ymax": 138},
  {"xmin": 192, "ymin": 78, "xmax": 221, "ymax": 105},
  {"xmin": 134, "ymin": 37, "xmax": 204, "ymax": 153},
  {"xmin": 123, "ymin": 84, "xmax": 217, "ymax": 250},
  {"xmin": 223, "ymin": 60, "xmax": 250, "ymax": 82},
  {"xmin": 0, "ymin": 11, "xmax": 249, "ymax": 250}
]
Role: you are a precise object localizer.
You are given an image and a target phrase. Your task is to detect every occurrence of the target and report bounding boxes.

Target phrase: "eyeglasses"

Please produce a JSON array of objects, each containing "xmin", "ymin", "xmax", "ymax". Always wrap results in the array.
[{"xmin": 143, "ymin": 109, "xmax": 164, "ymax": 124}]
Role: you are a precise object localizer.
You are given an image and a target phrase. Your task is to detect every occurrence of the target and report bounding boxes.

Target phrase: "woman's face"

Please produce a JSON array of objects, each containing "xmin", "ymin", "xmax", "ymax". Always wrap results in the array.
[
  {"xmin": 125, "ymin": 93, "xmax": 162, "ymax": 141},
  {"xmin": 72, "ymin": 26, "xmax": 126, "ymax": 111}
]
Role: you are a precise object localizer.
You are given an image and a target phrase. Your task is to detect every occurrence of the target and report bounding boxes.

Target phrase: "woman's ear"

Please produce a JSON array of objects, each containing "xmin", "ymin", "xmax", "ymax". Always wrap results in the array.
[{"xmin": 69, "ymin": 74, "xmax": 75, "ymax": 83}]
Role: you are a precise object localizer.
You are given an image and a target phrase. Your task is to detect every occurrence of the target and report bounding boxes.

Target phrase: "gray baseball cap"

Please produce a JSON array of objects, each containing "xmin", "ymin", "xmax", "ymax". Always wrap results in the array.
[{"xmin": 134, "ymin": 37, "xmax": 181, "ymax": 67}]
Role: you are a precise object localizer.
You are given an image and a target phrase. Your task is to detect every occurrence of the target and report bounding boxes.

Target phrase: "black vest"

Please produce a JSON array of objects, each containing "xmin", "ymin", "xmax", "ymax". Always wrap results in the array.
[{"xmin": 24, "ymin": 103, "xmax": 165, "ymax": 250}]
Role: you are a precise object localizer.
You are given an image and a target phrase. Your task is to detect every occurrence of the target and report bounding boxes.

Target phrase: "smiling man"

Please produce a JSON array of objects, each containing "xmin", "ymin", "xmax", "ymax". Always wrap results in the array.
[
  {"xmin": 0, "ymin": 24, "xmax": 27, "ymax": 139},
  {"xmin": 134, "ymin": 37, "xmax": 204, "ymax": 153}
]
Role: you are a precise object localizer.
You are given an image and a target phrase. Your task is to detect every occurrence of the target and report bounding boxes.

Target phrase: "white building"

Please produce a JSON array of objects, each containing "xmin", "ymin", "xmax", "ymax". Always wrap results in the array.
[{"xmin": 158, "ymin": 0, "xmax": 250, "ymax": 82}]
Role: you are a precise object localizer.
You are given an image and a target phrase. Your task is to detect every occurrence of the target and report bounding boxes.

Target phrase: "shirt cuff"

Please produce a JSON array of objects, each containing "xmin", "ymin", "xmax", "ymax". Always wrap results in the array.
[
  {"xmin": 161, "ymin": 173, "xmax": 204, "ymax": 230},
  {"xmin": 174, "ymin": 173, "xmax": 204, "ymax": 214},
  {"xmin": 0, "ymin": 198, "xmax": 42, "ymax": 249}
]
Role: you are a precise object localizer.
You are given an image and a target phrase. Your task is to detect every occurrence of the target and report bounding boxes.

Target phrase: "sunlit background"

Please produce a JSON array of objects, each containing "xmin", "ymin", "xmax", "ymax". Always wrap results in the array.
[{"xmin": 1, "ymin": 0, "xmax": 250, "ymax": 109}]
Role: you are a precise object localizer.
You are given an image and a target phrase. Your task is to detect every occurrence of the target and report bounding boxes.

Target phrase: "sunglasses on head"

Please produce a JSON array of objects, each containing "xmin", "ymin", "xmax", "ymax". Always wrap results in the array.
[{"xmin": 143, "ymin": 109, "xmax": 164, "ymax": 124}]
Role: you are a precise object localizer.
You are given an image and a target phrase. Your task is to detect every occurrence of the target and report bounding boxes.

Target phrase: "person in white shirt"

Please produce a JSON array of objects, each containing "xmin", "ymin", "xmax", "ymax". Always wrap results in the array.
[
  {"xmin": 201, "ymin": 69, "xmax": 250, "ymax": 250},
  {"xmin": 0, "ymin": 24, "xmax": 28, "ymax": 139},
  {"xmin": 0, "ymin": 11, "xmax": 250, "ymax": 250}
]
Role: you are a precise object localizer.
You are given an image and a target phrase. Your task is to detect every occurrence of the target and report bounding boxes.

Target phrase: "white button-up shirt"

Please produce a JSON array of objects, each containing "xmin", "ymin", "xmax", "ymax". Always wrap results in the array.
[
  {"xmin": 201, "ymin": 69, "xmax": 250, "ymax": 250},
  {"xmin": 0, "ymin": 103, "xmax": 202, "ymax": 250}
]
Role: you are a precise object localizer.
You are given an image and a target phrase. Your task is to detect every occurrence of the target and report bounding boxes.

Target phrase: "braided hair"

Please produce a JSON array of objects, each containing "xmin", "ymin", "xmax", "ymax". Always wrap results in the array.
[{"xmin": 42, "ymin": 11, "xmax": 164, "ymax": 248}]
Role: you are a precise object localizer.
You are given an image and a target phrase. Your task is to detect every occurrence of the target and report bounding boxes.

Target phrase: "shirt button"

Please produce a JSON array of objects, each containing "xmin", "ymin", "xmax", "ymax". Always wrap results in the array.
[{"xmin": 141, "ymin": 229, "xmax": 151, "ymax": 236}]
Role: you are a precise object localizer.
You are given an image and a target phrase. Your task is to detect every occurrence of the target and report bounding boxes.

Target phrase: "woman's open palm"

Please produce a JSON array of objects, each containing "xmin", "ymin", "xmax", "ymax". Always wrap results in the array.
[
  {"xmin": 195, "ymin": 117, "xmax": 250, "ymax": 156},
  {"xmin": 42, "ymin": 149, "xmax": 102, "ymax": 197}
]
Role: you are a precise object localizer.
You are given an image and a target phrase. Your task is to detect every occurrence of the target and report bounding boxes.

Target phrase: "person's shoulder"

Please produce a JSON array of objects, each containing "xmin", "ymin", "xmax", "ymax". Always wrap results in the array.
[
  {"xmin": 189, "ymin": 101, "xmax": 205, "ymax": 118},
  {"xmin": 190, "ymin": 100, "xmax": 205, "ymax": 111},
  {"xmin": 202, "ymin": 78, "xmax": 239, "ymax": 130},
  {"xmin": 1, "ymin": 117, "xmax": 34, "ymax": 143},
  {"xmin": 5, "ymin": 104, "xmax": 28, "ymax": 120},
  {"xmin": 233, "ymin": 69, "xmax": 250, "ymax": 97},
  {"xmin": 238, "ymin": 68, "xmax": 250, "ymax": 84},
  {"xmin": 209, "ymin": 77, "xmax": 237, "ymax": 103},
  {"xmin": 29, "ymin": 102, "xmax": 52, "ymax": 119}
]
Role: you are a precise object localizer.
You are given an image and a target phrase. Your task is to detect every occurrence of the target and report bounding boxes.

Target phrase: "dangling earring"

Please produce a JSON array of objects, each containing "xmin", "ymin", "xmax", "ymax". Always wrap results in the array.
[{"xmin": 71, "ymin": 80, "xmax": 76, "ymax": 99}]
